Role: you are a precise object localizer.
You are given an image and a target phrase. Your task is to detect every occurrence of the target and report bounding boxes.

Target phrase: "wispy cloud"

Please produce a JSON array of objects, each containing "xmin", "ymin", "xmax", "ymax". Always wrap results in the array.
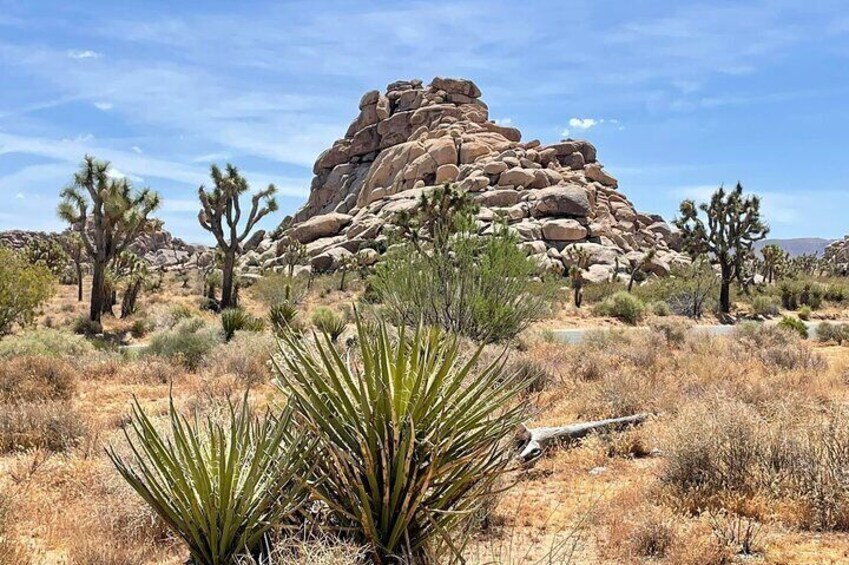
[{"xmin": 67, "ymin": 49, "xmax": 100, "ymax": 60}]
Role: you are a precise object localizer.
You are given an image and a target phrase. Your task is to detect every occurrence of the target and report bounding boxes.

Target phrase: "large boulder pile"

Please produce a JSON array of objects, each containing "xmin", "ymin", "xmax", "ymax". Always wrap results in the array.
[
  {"xmin": 824, "ymin": 237, "xmax": 849, "ymax": 275},
  {"xmin": 248, "ymin": 77, "xmax": 686, "ymax": 281}
]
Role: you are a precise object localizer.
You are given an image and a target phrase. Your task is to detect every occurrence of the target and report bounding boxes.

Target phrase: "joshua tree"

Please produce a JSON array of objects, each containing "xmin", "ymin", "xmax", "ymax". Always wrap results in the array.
[
  {"xmin": 22, "ymin": 238, "xmax": 68, "ymax": 277},
  {"xmin": 338, "ymin": 253, "xmax": 359, "ymax": 292},
  {"xmin": 675, "ymin": 183, "xmax": 768, "ymax": 315},
  {"xmin": 562, "ymin": 246, "xmax": 591, "ymax": 308},
  {"xmin": 197, "ymin": 164, "xmax": 277, "ymax": 310},
  {"xmin": 623, "ymin": 248, "xmax": 657, "ymax": 293},
  {"xmin": 112, "ymin": 251, "xmax": 150, "ymax": 318},
  {"xmin": 760, "ymin": 244, "xmax": 787, "ymax": 284},
  {"xmin": 60, "ymin": 232, "xmax": 87, "ymax": 301},
  {"xmin": 57, "ymin": 156, "xmax": 160, "ymax": 323},
  {"xmin": 279, "ymin": 237, "xmax": 308, "ymax": 277}
]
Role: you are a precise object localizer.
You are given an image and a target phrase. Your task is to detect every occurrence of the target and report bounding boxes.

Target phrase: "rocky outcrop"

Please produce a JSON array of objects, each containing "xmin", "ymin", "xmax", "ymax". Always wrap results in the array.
[
  {"xmin": 0, "ymin": 226, "xmax": 210, "ymax": 271},
  {"xmin": 824, "ymin": 237, "xmax": 849, "ymax": 274},
  {"xmin": 250, "ymin": 77, "xmax": 685, "ymax": 279}
]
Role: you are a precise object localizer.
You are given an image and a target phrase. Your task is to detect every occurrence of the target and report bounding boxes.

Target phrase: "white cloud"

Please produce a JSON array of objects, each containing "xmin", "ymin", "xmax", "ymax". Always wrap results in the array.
[
  {"xmin": 93, "ymin": 102, "xmax": 113, "ymax": 111},
  {"xmin": 15, "ymin": 193, "xmax": 24, "ymax": 199},
  {"xmin": 67, "ymin": 50, "xmax": 100, "ymax": 60},
  {"xmin": 131, "ymin": 146, "xmax": 143, "ymax": 154},
  {"xmin": 568, "ymin": 118, "xmax": 600, "ymax": 130},
  {"xmin": 560, "ymin": 129, "xmax": 570, "ymax": 138},
  {"xmin": 493, "ymin": 118, "xmax": 512, "ymax": 126}
]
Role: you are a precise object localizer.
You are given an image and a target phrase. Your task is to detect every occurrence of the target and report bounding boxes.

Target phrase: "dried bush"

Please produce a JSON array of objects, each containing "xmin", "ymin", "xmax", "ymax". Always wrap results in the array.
[
  {"xmin": 0, "ymin": 356, "xmax": 76, "ymax": 403},
  {"xmin": 0, "ymin": 401, "xmax": 87, "ymax": 453},
  {"xmin": 649, "ymin": 317, "xmax": 693, "ymax": 347},
  {"xmin": 251, "ymin": 273, "xmax": 307, "ymax": 306},
  {"xmin": 733, "ymin": 322, "xmax": 824, "ymax": 370},
  {"xmin": 816, "ymin": 321, "xmax": 849, "ymax": 344},
  {"xmin": 204, "ymin": 331, "xmax": 277, "ymax": 386}
]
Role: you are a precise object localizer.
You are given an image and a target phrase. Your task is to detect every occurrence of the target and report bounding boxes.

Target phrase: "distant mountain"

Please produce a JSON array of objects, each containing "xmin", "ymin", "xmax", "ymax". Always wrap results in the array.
[{"xmin": 754, "ymin": 238, "xmax": 835, "ymax": 258}]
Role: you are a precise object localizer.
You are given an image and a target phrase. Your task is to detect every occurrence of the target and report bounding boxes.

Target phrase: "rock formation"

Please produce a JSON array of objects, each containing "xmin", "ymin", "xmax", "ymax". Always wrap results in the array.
[
  {"xmin": 246, "ymin": 77, "xmax": 686, "ymax": 281},
  {"xmin": 0, "ymin": 226, "xmax": 210, "ymax": 271}
]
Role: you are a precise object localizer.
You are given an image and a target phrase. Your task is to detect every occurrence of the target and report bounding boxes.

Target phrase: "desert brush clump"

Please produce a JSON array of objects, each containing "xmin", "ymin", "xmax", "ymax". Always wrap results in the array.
[
  {"xmin": 108, "ymin": 397, "xmax": 310, "ymax": 565},
  {"xmin": 0, "ymin": 355, "xmax": 76, "ymax": 403},
  {"xmin": 0, "ymin": 328, "xmax": 94, "ymax": 360},
  {"xmin": 592, "ymin": 291, "xmax": 646, "ymax": 325},
  {"xmin": 145, "ymin": 318, "xmax": 222, "ymax": 370},
  {"xmin": 273, "ymin": 317, "xmax": 527, "ymax": 563}
]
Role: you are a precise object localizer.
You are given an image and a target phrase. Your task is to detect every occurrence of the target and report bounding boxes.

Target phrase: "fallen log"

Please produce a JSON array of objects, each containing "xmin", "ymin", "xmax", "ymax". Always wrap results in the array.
[{"xmin": 515, "ymin": 413, "xmax": 650, "ymax": 464}]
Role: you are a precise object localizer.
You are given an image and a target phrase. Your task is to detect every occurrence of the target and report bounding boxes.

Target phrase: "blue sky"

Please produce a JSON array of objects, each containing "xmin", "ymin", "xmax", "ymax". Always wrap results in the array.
[{"xmin": 1, "ymin": 1, "xmax": 848, "ymax": 243}]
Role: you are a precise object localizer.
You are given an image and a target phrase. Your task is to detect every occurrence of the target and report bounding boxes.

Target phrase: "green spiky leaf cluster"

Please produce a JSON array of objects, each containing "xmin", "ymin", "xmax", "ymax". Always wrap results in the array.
[
  {"xmin": 107, "ymin": 398, "xmax": 309, "ymax": 565},
  {"xmin": 273, "ymin": 318, "xmax": 526, "ymax": 563}
]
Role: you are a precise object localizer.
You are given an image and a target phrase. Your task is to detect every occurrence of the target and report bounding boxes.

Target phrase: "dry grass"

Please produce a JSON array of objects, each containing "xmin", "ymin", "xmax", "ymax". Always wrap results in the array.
[{"xmin": 4, "ymin": 274, "xmax": 849, "ymax": 563}]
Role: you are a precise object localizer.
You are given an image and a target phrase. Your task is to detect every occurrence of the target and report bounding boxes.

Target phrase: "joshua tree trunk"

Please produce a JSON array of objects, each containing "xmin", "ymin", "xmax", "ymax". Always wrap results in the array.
[
  {"xmin": 90, "ymin": 261, "xmax": 106, "ymax": 323},
  {"xmin": 76, "ymin": 266, "xmax": 84, "ymax": 302},
  {"xmin": 719, "ymin": 262, "xmax": 732, "ymax": 314},
  {"xmin": 220, "ymin": 249, "xmax": 236, "ymax": 309}
]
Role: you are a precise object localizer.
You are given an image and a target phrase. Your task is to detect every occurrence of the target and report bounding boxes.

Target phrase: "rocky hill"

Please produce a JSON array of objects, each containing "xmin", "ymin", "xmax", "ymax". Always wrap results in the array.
[
  {"xmin": 248, "ymin": 77, "xmax": 684, "ymax": 281},
  {"xmin": 0, "ymin": 226, "xmax": 209, "ymax": 271}
]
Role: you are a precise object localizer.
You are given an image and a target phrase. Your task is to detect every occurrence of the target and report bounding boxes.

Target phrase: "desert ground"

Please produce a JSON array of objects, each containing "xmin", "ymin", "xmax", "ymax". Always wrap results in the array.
[{"xmin": 1, "ymin": 268, "xmax": 849, "ymax": 565}]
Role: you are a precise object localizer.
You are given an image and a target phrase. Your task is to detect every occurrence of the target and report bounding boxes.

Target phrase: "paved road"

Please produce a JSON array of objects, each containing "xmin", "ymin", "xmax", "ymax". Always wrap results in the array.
[{"xmin": 551, "ymin": 320, "xmax": 828, "ymax": 344}]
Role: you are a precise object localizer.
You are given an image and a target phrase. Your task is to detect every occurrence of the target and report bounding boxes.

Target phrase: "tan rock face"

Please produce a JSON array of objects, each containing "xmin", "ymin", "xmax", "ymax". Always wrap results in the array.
[{"xmin": 266, "ymin": 76, "xmax": 683, "ymax": 276}]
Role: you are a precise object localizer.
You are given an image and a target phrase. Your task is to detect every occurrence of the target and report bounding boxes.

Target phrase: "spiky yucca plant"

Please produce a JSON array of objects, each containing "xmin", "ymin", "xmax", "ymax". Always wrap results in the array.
[
  {"xmin": 107, "ymin": 398, "xmax": 309, "ymax": 565},
  {"xmin": 274, "ymin": 318, "xmax": 526, "ymax": 564},
  {"xmin": 221, "ymin": 308, "xmax": 265, "ymax": 341}
]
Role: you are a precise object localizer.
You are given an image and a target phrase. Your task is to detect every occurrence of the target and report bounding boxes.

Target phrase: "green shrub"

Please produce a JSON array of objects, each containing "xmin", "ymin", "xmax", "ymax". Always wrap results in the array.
[
  {"xmin": 593, "ymin": 291, "xmax": 646, "ymax": 325},
  {"xmin": 129, "ymin": 318, "xmax": 153, "ymax": 339},
  {"xmin": 779, "ymin": 280, "xmax": 824, "ymax": 310},
  {"xmin": 310, "ymin": 307, "xmax": 347, "ymax": 341},
  {"xmin": 649, "ymin": 301, "xmax": 672, "ymax": 317},
  {"xmin": 582, "ymin": 281, "xmax": 624, "ymax": 304},
  {"xmin": 372, "ymin": 228, "xmax": 555, "ymax": 344},
  {"xmin": 108, "ymin": 398, "xmax": 309, "ymax": 565},
  {"xmin": 778, "ymin": 316, "xmax": 808, "ymax": 339},
  {"xmin": 751, "ymin": 295, "xmax": 779, "ymax": 318},
  {"xmin": 0, "ymin": 247, "xmax": 55, "ymax": 336},
  {"xmin": 0, "ymin": 356, "xmax": 76, "ymax": 403},
  {"xmin": 72, "ymin": 315, "xmax": 103, "ymax": 336},
  {"xmin": 798, "ymin": 305, "xmax": 812, "ymax": 321},
  {"xmin": 221, "ymin": 308, "xmax": 265, "ymax": 341},
  {"xmin": 0, "ymin": 329, "xmax": 94, "ymax": 360},
  {"xmin": 145, "ymin": 318, "xmax": 222, "ymax": 370},
  {"xmin": 274, "ymin": 319, "xmax": 526, "ymax": 563}
]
